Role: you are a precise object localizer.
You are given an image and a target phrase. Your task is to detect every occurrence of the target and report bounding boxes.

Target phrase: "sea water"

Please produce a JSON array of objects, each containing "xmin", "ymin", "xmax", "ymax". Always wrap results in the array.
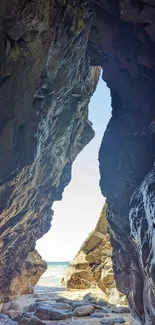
[{"xmin": 35, "ymin": 261, "xmax": 69, "ymax": 293}]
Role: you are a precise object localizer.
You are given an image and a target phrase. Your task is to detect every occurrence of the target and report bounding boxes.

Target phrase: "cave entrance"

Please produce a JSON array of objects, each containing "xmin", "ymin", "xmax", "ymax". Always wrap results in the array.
[{"xmin": 36, "ymin": 75, "xmax": 111, "ymax": 293}]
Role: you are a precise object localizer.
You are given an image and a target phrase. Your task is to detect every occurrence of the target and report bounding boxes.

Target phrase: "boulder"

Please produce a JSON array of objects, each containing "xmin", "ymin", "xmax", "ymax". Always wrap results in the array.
[
  {"xmin": 50, "ymin": 302, "xmax": 72, "ymax": 311},
  {"xmin": 72, "ymin": 302, "xmax": 88, "ymax": 309},
  {"xmin": 96, "ymin": 301, "xmax": 111, "ymax": 308},
  {"xmin": 29, "ymin": 302, "xmax": 50, "ymax": 312},
  {"xmin": 15, "ymin": 313, "xmax": 44, "ymax": 325},
  {"xmin": 110, "ymin": 306, "xmax": 130, "ymax": 314},
  {"xmin": 56, "ymin": 298, "xmax": 73, "ymax": 305},
  {"xmin": 83, "ymin": 293, "xmax": 97, "ymax": 303},
  {"xmin": 72, "ymin": 302, "xmax": 99, "ymax": 310},
  {"xmin": 1, "ymin": 301, "xmax": 23, "ymax": 318},
  {"xmin": 29, "ymin": 301, "xmax": 72, "ymax": 312},
  {"xmin": 0, "ymin": 314, "xmax": 18, "ymax": 325},
  {"xmin": 35, "ymin": 305, "xmax": 72, "ymax": 321},
  {"xmin": 73, "ymin": 305, "xmax": 95, "ymax": 317}
]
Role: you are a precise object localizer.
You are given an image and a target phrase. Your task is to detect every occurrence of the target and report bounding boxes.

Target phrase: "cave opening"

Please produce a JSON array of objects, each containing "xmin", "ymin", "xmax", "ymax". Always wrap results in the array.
[
  {"xmin": 1, "ymin": 1, "xmax": 155, "ymax": 323},
  {"xmin": 36, "ymin": 75, "xmax": 111, "ymax": 292}
]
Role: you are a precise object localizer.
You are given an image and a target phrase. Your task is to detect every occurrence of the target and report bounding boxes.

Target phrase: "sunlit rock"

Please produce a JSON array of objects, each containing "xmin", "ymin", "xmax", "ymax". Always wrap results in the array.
[{"xmin": 63, "ymin": 204, "xmax": 126, "ymax": 306}]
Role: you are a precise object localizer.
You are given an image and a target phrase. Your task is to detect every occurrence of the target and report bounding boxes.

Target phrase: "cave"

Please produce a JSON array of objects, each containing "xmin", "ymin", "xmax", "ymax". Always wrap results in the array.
[
  {"xmin": 36, "ymin": 75, "xmax": 111, "ymax": 264},
  {"xmin": 0, "ymin": 1, "xmax": 155, "ymax": 324}
]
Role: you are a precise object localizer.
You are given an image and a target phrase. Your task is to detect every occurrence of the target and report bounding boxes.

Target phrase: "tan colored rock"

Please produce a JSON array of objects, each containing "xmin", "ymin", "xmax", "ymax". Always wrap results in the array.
[
  {"xmin": 83, "ymin": 232, "xmax": 104, "ymax": 254},
  {"xmin": 63, "ymin": 203, "xmax": 126, "ymax": 306},
  {"xmin": 95, "ymin": 204, "xmax": 108, "ymax": 235},
  {"xmin": 64, "ymin": 251, "xmax": 94, "ymax": 289},
  {"xmin": 4, "ymin": 250, "xmax": 47, "ymax": 300},
  {"xmin": 73, "ymin": 305, "xmax": 95, "ymax": 317}
]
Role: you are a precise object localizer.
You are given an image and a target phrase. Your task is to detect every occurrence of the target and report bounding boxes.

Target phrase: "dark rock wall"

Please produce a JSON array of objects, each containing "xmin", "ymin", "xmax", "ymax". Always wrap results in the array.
[
  {"xmin": 90, "ymin": 1, "xmax": 155, "ymax": 324},
  {"xmin": 0, "ymin": 0, "xmax": 99, "ymax": 301}
]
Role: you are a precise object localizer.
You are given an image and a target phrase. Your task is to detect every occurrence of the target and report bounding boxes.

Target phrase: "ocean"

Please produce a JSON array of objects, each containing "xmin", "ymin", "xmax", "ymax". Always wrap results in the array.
[{"xmin": 35, "ymin": 261, "xmax": 69, "ymax": 293}]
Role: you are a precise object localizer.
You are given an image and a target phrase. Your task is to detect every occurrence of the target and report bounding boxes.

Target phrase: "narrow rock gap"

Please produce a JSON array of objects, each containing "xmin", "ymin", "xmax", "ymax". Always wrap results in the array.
[{"xmin": 36, "ymin": 75, "xmax": 111, "ymax": 293}]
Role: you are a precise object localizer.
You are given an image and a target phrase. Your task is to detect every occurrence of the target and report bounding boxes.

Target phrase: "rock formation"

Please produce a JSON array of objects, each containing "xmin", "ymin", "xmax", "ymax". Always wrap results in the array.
[
  {"xmin": 0, "ymin": 0, "xmax": 155, "ymax": 324},
  {"xmin": 0, "ymin": 249, "xmax": 46, "ymax": 301},
  {"xmin": 5, "ymin": 250, "xmax": 47, "ymax": 299},
  {"xmin": 0, "ymin": 0, "xmax": 99, "ymax": 302},
  {"xmin": 91, "ymin": 2, "xmax": 155, "ymax": 324},
  {"xmin": 63, "ymin": 203, "xmax": 126, "ymax": 306}
]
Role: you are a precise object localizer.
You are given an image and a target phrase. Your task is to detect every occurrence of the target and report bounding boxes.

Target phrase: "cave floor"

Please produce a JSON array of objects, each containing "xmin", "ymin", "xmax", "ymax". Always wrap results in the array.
[{"xmin": 11, "ymin": 289, "xmax": 135, "ymax": 325}]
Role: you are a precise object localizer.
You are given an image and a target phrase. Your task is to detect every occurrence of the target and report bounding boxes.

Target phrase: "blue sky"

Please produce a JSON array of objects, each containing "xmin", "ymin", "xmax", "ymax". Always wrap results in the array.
[{"xmin": 36, "ymin": 76, "xmax": 111, "ymax": 261}]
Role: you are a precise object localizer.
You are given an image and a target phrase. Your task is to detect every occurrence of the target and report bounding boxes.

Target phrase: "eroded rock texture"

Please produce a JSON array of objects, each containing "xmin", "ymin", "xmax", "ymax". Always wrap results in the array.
[
  {"xmin": 63, "ymin": 203, "xmax": 126, "ymax": 306},
  {"xmin": 6, "ymin": 250, "xmax": 47, "ymax": 297},
  {"xmin": 91, "ymin": 1, "xmax": 155, "ymax": 324},
  {"xmin": 0, "ymin": 0, "xmax": 99, "ymax": 302},
  {"xmin": 1, "ymin": 0, "xmax": 155, "ymax": 324}
]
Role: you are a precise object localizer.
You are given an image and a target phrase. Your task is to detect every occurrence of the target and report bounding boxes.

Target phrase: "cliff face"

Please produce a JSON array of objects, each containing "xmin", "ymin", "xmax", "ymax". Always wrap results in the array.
[
  {"xmin": 91, "ymin": 1, "xmax": 155, "ymax": 324},
  {"xmin": 63, "ymin": 204, "xmax": 127, "ymax": 306},
  {"xmin": 0, "ymin": 0, "xmax": 99, "ymax": 302},
  {"xmin": 1, "ymin": 1, "xmax": 155, "ymax": 324}
]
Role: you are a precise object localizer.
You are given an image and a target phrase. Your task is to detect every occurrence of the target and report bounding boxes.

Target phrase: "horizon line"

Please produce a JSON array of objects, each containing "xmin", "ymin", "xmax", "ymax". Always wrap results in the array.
[{"xmin": 46, "ymin": 260, "xmax": 70, "ymax": 263}]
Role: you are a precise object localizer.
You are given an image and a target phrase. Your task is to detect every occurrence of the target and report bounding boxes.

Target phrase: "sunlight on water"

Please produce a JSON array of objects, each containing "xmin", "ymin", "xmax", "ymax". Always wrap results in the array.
[{"xmin": 35, "ymin": 262, "xmax": 68, "ymax": 293}]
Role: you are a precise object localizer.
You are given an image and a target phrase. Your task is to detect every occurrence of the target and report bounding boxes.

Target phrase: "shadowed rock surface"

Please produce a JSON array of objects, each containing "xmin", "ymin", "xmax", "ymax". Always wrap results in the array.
[
  {"xmin": 0, "ymin": 1, "xmax": 155, "ymax": 324},
  {"xmin": 92, "ymin": 2, "xmax": 155, "ymax": 324},
  {"xmin": 0, "ymin": 313, "xmax": 18, "ymax": 325},
  {"xmin": 12, "ymin": 296, "xmax": 131, "ymax": 325},
  {"xmin": 0, "ymin": 0, "xmax": 99, "ymax": 302}
]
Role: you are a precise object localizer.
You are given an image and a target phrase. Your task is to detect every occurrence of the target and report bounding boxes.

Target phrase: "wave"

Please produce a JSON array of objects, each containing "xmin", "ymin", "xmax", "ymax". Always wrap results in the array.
[{"xmin": 35, "ymin": 262, "xmax": 67, "ymax": 292}]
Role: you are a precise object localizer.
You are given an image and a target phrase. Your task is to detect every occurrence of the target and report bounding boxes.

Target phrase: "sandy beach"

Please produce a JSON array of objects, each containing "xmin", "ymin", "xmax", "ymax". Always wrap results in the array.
[
  {"xmin": 4, "ymin": 286, "xmax": 134, "ymax": 325},
  {"xmin": 0, "ymin": 262, "xmax": 136, "ymax": 324}
]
